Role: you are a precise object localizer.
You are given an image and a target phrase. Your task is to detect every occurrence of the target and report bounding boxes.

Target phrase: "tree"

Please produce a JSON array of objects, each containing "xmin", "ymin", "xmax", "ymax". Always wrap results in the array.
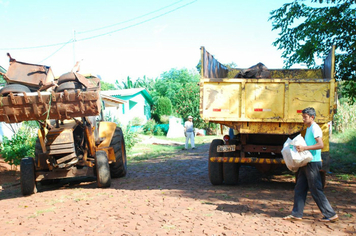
[
  {"xmin": 0, "ymin": 65, "xmax": 7, "ymax": 85},
  {"xmin": 269, "ymin": 0, "xmax": 356, "ymax": 102},
  {"xmin": 115, "ymin": 75, "xmax": 157, "ymax": 92},
  {"xmin": 156, "ymin": 97, "xmax": 173, "ymax": 117},
  {"xmin": 174, "ymin": 81, "xmax": 204, "ymax": 128},
  {"xmin": 115, "ymin": 76, "xmax": 135, "ymax": 89},
  {"xmin": 100, "ymin": 81, "xmax": 116, "ymax": 91},
  {"xmin": 153, "ymin": 68, "xmax": 199, "ymax": 106}
]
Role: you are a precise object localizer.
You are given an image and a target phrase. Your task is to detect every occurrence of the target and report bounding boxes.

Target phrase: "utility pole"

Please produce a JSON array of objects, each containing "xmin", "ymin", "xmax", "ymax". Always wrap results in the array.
[{"xmin": 73, "ymin": 30, "xmax": 76, "ymax": 64}]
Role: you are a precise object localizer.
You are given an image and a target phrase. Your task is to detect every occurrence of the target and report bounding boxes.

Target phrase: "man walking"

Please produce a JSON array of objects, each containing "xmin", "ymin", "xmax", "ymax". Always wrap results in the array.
[
  {"xmin": 283, "ymin": 107, "xmax": 338, "ymax": 222},
  {"xmin": 183, "ymin": 115, "xmax": 195, "ymax": 150}
]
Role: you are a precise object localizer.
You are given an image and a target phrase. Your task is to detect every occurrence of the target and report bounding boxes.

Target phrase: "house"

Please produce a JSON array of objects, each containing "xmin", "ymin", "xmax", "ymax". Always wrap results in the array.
[{"xmin": 101, "ymin": 88, "xmax": 153, "ymax": 126}]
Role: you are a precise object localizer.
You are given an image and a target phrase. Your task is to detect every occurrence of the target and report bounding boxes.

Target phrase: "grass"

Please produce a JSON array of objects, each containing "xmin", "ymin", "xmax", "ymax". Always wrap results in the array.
[
  {"xmin": 330, "ymin": 128, "xmax": 356, "ymax": 175},
  {"xmin": 127, "ymin": 134, "xmax": 221, "ymax": 162}
]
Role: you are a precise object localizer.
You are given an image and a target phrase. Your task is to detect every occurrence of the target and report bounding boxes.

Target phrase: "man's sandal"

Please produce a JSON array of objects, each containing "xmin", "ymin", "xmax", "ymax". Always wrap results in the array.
[
  {"xmin": 283, "ymin": 215, "xmax": 302, "ymax": 221},
  {"xmin": 319, "ymin": 214, "xmax": 338, "ymax": 222}
]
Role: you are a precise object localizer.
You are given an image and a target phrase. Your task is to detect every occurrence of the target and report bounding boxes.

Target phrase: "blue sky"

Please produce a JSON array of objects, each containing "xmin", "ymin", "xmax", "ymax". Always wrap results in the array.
[{"xmin": 0, "ymin": 0, "xmax": 322, "ymax": 84}]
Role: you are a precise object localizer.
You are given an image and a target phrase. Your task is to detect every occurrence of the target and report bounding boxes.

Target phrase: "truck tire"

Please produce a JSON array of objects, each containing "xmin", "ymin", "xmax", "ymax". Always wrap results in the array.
[
  {"xmin": 96, "ymin": 150, "xmax": 111, "ymax": 188},
  {"xmin": 20, "ymin": 157, "xmax": 37, "ymax": 196},
  {"xmin": 208, "ymin": 139, "xmax": 224, "ymax": 185},
  {"xmin": 109, "ymin": 127, "xmax": 127, "ymax": 178},
  {"xmin": 0, "ymin": 84, "xmax": 31, "ymax": 96},
  {"xmin": 223, "ymin": 139, "xmax": 240, "ymax": 185},
  {"xmin": 56, "ymin": 81, "xmax": 82, "ymax": 92}
]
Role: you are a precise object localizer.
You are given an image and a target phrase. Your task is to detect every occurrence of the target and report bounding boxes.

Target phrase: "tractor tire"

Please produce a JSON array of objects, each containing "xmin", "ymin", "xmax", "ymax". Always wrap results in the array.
[
  {"xmin": 34, "ymin": 137, "xmax": 41, "ymax": 164},
  {"xmin": 56, "ymin": 81, "xmax": 82, "ymax": 92},
  {"xmin": 109, "ymin": 127, "xmax": 127, "ymax": 178},
  {"xmin": 223, "ymin": 139, "xmax": 240, "ymax": 185},
  {"xmin": 20, "ymin": 157, "xmax": 37, "ymax": 196},
  {"xmin": 208, "ymin": 139, "xmax": 224, "ymax": 185},
  {"xmin": 57, "ymin": 72, "xmax": 77, "ymax": 84},
  {"xmin": 96, "ymin": 150, "xmax": 111, "ymax": 188},
  {"xmin": 0, "ymin": 84, "xmax": 31, "ymax": 96}
]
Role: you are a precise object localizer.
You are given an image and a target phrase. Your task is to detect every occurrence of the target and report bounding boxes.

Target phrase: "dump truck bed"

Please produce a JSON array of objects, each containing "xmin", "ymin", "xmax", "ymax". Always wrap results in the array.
[{"xmin": 200, "ymin": 46, "xmax": 337, "ymax": 135}]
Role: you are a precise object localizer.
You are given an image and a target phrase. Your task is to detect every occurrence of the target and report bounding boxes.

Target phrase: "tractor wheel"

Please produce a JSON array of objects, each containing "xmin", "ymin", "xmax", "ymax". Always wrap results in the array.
[
  {"xmin": 96, "ymin": 150, "xmax": 111, "ymax": 188},
  {"xmin": 223, "ymin": 139, "xmax": 240, "ymax": 185},
  {"xmin": 20, "ymin": 157, "xmax": 37, "ymax": 196},
  {"xmin": 56, "ymin": 81, "xmax": 82, "ymax": 92},
  {"xmin": 0, "ymin": 84, "xmax": 31, "ymax": 96},
  {"xmin": 34, "ymin": 137, "xmax": 42, "ymax": 165},
  {"xmin": 208, "ymin": 139, "xmax": 224, "ymax": 185},
  {"xmin": 109, "ymin": 127, "xmax": 127, "ymax": 178}
]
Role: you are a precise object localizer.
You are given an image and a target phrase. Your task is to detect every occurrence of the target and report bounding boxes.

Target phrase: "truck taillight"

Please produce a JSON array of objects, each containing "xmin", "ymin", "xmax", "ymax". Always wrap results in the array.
[{"xmin": 223, "ymin": 135, "xmax": 230, "ymax": 142}]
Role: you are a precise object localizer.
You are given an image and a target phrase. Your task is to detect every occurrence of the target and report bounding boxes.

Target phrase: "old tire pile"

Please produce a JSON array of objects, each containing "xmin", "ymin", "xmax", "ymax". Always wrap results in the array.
[
  {"xmin": 56, "ymin": 72, "xmax": 83, "ymax": 92},
  {"xmin": 0, "ymin": 84, "xmax": 31, "ymax": 96}
]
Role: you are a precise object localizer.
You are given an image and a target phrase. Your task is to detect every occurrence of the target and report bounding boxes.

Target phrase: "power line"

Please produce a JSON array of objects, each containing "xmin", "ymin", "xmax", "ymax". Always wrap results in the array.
[
  {"xmin": 77, "ymin": 0, "xmax": 197, "ymax": 42},
  {"xmin": 77, "ymin": 0, "xmax": 185, "ymax": 34},
  {"xmin": 0, "ymin": 0, "xmax": 197, "ymax": 51},
  {"xmin": 0, "ymin": 40, "xmax": 73, "ymax": 51},
  {"xmin": 37, "ymin": 39, "xmax": 73, "ymax": 64}
]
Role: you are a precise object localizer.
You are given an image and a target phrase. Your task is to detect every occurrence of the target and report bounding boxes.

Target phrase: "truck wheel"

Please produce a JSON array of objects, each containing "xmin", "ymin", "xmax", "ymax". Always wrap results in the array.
[
  {"xmin": 0, "ymin": 84, "xmax": 31, "ymax": 96},
  {"xmin": 56, "ymin": 81, "xmax": 82, "ymax": 92},
  {"xmin": 208, "ymin": 139, "xmax": 224, "ymax": 185},
  {"xmin": 223, "ymin": 139, "xmax": 240, "ymax": 185},
  {"xmin": 109, "ymin": 127, "xmax": 127, "ymax": 178},
  {"xmin": 223, "ymin": 163, "xmax": 240, "ymax": 185},
  {"xmin": 96, "ymin": 150, "xmax": 111, "ymax": 188},
  {"xmin": 20, "ymin": 157, "xmax": 37, "ymax": 196}
]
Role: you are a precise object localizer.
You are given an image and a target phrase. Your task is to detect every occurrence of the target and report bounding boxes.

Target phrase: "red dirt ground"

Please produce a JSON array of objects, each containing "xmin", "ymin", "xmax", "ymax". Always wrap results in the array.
[{"xmin": 0, "ymin": 144, "xmax": 355, "ymax": 236}]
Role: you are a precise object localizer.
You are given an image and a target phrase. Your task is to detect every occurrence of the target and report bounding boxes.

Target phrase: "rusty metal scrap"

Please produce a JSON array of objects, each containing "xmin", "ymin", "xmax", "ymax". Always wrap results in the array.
[
  {"xmin": 0, "ymin": 89, "xmax": 101, "ymax": 123},
  {"xmin": 4, "ymin": 59, "xmax": 56, "ymax": 91}
]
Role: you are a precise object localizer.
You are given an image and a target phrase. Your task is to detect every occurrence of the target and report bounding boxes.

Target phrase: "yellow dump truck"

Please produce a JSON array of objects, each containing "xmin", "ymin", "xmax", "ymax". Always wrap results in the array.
[{"xmin": 200, "ymin": 46, "xmax": 337, "ymax": 185}]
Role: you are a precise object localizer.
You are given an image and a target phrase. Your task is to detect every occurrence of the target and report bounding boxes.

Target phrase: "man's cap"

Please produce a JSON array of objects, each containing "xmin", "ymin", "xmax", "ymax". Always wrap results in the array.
[{"xmin": 188, "ymin": 116, "xmax": 193, "ymax": 119}]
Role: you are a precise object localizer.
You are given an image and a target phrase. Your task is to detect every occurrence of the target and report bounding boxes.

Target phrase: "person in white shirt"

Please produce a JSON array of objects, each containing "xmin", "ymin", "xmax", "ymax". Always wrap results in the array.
[
  {"xmin": 183, "ymin": 115, "xmax": 195, "ymax": 150},
  {"xmin": 283, "ymin": 107, "xmax": 338, "ymax": 222}
]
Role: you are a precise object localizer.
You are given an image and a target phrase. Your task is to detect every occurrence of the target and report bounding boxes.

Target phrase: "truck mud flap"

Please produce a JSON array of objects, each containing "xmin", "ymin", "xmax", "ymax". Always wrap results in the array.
[{"xmin": 209, "ymin": 157, "xmax": 285, "ymax": 165}]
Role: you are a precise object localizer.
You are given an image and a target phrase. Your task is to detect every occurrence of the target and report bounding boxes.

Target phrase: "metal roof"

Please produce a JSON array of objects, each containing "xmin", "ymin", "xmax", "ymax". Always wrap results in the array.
[{"xmin": 101, "ymin": 88, "xmax": 153, "ymax": 105}]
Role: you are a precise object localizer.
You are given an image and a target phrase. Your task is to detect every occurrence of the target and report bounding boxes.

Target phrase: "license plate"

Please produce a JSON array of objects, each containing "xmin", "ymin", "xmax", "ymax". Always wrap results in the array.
[{"xmin": 217, "ymin": 145, "xmax": 236, "ymax": 152}]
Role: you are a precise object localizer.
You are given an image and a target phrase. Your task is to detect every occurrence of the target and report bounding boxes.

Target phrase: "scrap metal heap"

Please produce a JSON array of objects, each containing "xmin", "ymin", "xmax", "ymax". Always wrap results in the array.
[
  {"xmin": 0, "ymin": 54, "xmax": 126, "ymax": 196},
  {"xmin": 0, "ymin": 54, "xmax": 101, "ymax": 123}
]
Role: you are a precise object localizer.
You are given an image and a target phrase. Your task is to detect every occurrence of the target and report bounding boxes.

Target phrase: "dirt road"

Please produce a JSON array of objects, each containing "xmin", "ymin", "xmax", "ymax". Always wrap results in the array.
[{"xmin": 0, "ymin": 144, "xmax": 355, "ymax": 235}]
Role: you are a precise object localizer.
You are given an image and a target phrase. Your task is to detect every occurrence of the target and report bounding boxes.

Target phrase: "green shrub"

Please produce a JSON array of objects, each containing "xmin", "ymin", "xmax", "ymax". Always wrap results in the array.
[
  {"xmin": 1, "ymin": 125, "xmax": 37, "ymax": 167},
  {"xmin": 160, "ymin": 115, "xmax": 170, "ymax": 124},
  {"xmin": 121, "ymin": 123, "xmax": 139, "ymax": 153},
  {"xmin": 154, "ymin": 126, "xmax": 164, "ymax": 136},
  {"xmin": 131, "ymin": 117, "xmax": 144, "ymax": 126},
  {"xmin": 156, "ymin": 97, "xmax": 172, "ymax": 118},
  {"xmin": 143, "ymin": 119, "xmax": 156, "ymax": 135},
  {"xmin": 102, "ymin": 113, "xmax": 139, "ymax": 152},
  {"xmin": 333, "ymin": 102, "xmax": 356, "ymax": 133}
]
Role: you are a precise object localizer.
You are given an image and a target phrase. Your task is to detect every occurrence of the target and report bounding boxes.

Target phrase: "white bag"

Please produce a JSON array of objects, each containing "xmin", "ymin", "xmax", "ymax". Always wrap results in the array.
[{"xmin": 281, "ymin": 134, "xmax": 313, "ymax": 172}]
